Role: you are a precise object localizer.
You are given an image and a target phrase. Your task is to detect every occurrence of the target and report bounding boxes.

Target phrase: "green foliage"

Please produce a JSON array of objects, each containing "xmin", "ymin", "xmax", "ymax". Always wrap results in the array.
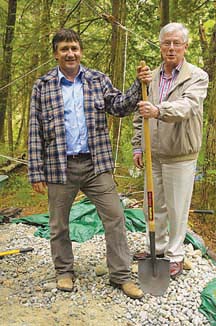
[
  {"xmin": 117, "ymin": 116, "xmax": 134, "ymax": 168},
  {"xmin": 0, "ymin": 170, "xmax": 48, "ymax": 209},
  {"xmin": 204, "ymin": 170, "xmax": 216, "ymax": 188}
]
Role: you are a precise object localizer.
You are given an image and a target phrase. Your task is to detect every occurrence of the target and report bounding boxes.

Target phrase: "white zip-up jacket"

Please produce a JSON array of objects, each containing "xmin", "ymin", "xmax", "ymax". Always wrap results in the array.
[{"xmin": 132, "ymin": 60, "xmax": 209, "ymax": 162}]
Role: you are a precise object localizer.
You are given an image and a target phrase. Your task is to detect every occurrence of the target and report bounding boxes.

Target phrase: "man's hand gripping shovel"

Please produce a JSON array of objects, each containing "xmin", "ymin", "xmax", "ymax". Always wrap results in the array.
[{"xmin": 138, "ymin": 61, "xmax": 170, "ymax": 296}]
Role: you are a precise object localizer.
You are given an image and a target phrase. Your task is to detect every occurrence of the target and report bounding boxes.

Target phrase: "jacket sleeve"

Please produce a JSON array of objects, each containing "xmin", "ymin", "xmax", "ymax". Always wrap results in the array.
[
  {"xmin": 131, "ymin": 108, "xmax": 143, "ymax": 152},
  {"xmin": 28, "ymin": 81, "xmax": 46, "ymax": 183},
  {"xmin": 157, "ymin": 69, "xmax": 209, "ymax": 123}
]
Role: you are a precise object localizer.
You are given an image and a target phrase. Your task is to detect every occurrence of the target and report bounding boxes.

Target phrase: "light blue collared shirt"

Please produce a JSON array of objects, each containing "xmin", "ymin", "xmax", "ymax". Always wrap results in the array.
[{"xmin": 58, "ymin": 67, "xmax": 89, "ymax": 155}]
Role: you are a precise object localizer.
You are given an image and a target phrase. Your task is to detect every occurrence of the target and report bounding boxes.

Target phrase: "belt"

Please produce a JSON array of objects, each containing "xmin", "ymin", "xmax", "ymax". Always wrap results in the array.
[{"xmin": 67, "ymin": 153, "xmax": 91, "ymax": 159}]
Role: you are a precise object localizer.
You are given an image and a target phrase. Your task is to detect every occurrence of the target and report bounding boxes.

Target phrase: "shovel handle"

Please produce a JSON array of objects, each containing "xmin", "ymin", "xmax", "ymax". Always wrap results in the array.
[
  {"xmin": 0, "ymin": 247, "xmax": 34, "ymax": 257},
  {"xmin": 140, "ymin": 60, "xmax": 155, "ymax": 232}
]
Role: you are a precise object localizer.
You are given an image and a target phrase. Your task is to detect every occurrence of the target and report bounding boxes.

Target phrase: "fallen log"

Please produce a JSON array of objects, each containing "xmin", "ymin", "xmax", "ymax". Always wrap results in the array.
[{"xmin": 0, "ymin": 153, "xmax": 27, "ymax": 173}]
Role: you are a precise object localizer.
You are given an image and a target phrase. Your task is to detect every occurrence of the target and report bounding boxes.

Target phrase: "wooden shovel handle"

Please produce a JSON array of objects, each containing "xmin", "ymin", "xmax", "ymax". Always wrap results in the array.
[{"xmin": 140, "ymin": 61, "xmax": 155, "ymax": 232}]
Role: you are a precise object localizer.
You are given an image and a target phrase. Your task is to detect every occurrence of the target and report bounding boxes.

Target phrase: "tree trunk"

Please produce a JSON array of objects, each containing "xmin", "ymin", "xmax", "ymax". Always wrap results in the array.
[
  {"xmin": 200, "ymin": 23, "xmax": 216, "ymax": 222},
  {"xmin": 40, "ymin": 0, "xmax": 52, "ymax": 75},
  {"xmin": 110, "ymin": 0, "xmax": 127, "ymax": 163},
  {"xmin": 16, "ymin": 3, "xmax": 41, "ymax": 149},
  {"xmin": 199, "ymin": 21, "xmax": 209, "ymax": 76},
  {"xmin": 7, "ymin": 88, "xmax": 13, "ymax": 155},
  {"xmin": 202, "ymin": 23, "xmax": 216, "ymax": 170},
  {"xmin": 0, "ymin": 0, "xmax": 17, "ymax": 142},
  {"xmin": 160, "ymin": 0, "xmax": 169, "ymax": 28},
  {"xmin": 170, "ymin": 0, "xmax": 178, "ymax": 21}
]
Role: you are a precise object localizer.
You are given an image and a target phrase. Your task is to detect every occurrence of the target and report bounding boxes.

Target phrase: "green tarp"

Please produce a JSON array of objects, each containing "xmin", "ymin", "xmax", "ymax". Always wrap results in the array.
[
  {"xmin": 12, "ymin": 197, "xmax": 206, "ymax": 253},
  {"xmin": 12, "ymin": 197, "xmax": 146, "ymax": 243},
  {"xmin": 199, "ymin": 278, "xmax": 216, "ymax": 325}
]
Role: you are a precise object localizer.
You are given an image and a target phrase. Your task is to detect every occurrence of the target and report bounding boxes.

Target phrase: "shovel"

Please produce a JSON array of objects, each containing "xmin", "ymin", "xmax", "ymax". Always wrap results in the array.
[{"xmin": 138, "ymin": 61, "xmax": 170, "ymax": 296}]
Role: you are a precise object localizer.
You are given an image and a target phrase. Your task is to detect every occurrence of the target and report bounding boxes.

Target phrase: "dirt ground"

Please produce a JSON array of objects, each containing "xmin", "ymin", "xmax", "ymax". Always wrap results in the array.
[
  {"xmin": 189, "ymin": 214, "xmax": 216, "ymax": 260},
  {"xmin": 0, "ymin": 295, "xmax": 124, "ymax": 326},
  {"xmin": 0, "ymin": 224, "xmax": 129, "ymax": 326}
]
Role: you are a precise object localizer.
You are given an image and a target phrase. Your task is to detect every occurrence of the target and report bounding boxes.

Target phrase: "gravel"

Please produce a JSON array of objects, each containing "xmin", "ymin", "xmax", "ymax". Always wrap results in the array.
[{"xmin": 0, "ymin": 222, "xmax": 216, "ymax": 325}]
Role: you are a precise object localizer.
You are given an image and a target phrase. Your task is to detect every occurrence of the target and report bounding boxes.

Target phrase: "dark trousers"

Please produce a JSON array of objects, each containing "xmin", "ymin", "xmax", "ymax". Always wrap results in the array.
[{"xmin": 48, "ymin": 155, "xmax": 131, "ymax": 284}]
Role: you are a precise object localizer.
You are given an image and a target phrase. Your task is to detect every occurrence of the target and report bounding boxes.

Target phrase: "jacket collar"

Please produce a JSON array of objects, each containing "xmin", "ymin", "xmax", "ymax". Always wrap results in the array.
[
  {"xmin": 151, "ymin": 59, "xmax": 192, "ymax": 103},
  {"xmin": 154, "ymin": 59, "xmax": 191, "ymax": 84},
  {"xmin": 40, "ymin": 67, "xmax": 58, "ymax": 82}
]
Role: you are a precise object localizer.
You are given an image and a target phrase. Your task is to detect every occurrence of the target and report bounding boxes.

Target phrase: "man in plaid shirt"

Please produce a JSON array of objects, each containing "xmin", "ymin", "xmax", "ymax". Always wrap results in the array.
[{"xmin": 28, "ymin": 28, "xmax": 151, "ymax": 298}]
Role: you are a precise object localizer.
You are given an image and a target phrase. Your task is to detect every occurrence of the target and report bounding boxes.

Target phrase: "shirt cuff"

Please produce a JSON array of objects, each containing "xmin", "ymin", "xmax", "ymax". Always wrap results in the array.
[
  {"xmin": 155, "ymin": 106, "xmax": 160, "ymax": 119},
  {"xmin": 133, "ymin": 149, "xmax": 142, "ymax": 155}
]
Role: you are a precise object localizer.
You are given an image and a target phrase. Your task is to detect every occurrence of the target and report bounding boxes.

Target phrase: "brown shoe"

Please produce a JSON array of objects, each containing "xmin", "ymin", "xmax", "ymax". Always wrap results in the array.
[
  {"xmin": 110, "ymin": 280, "xmax": 144, "ymax": 299},
  {"xmin": 57, "ymin": 277, "xmax": 73, "ymax": 292},
  {"xmin": 170, "ymin": 261, "xmax": 183, "ymax": 279},
  {"xmin": 133, "ymin": 251, "xmax": 164, "ymax": 261}
]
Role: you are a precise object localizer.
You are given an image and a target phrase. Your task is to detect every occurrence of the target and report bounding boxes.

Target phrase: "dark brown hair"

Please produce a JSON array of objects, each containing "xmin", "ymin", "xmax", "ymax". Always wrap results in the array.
[{"xmin": 52, "ymin": 28, "xmax": 83, "ymax": 52}]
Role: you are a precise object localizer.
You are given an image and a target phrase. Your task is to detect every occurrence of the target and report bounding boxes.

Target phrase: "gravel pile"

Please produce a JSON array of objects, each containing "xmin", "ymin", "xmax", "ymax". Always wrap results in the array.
[{"xmin": 0, "ymin": 222, "xmax": 216, "ymax": 326}]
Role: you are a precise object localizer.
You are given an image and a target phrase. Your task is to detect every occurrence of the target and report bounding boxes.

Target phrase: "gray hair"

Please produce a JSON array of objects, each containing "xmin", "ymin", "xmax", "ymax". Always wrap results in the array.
[{"xmin": 159, "ymin": 23, "xmax": 189, "ymax": 43}]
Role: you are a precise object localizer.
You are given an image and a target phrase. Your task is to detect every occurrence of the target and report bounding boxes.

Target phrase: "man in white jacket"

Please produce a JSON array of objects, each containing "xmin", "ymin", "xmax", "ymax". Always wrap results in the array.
[{"xmin": 132, "ymin": 22, "xmax": 209, "ymax": 278}]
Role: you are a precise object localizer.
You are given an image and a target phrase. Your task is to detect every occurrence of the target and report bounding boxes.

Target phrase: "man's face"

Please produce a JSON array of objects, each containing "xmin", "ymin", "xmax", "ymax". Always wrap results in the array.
[
  {"xmin": 54, "ymin": 41, "xmax": 82, "ymax": 76},
  {"xmin": 160, "ymin": 31, "xmax": 188, "ymax": 68}
]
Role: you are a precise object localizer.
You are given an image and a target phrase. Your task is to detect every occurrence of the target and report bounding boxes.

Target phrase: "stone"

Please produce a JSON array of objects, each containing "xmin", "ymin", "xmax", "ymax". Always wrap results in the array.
[
  {"xmin": 183, "ymin": 258, "xmax": 193, "ymax": 270},
  {"xmin": 95, "ymin": 264, "xmax": 108, "ymax": 276}
]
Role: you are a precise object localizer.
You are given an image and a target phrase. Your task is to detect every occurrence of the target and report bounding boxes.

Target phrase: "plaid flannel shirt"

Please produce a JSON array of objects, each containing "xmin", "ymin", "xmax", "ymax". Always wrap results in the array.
[{"xmin": 28, "ymin": 65, "xmax": 141, "ymax": 184}]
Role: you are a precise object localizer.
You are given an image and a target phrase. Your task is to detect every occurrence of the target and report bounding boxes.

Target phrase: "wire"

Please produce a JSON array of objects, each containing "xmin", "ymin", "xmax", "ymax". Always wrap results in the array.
[{"xmin": 0, "ymin": 59, "xmax": 53, "ymax": 92}]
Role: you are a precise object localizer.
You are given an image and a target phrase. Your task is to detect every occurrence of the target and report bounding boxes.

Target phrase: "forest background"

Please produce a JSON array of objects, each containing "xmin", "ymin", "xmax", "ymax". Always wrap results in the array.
[{"xmin": 0, "ymin": 0, "xmax": 215, "ymax": 253}]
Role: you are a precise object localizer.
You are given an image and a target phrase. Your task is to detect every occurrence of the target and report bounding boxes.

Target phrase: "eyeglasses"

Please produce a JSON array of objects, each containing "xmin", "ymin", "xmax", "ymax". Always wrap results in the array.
[{"xmin": 161, "ymin": 41, "xmax": 186, "ymax": 48}]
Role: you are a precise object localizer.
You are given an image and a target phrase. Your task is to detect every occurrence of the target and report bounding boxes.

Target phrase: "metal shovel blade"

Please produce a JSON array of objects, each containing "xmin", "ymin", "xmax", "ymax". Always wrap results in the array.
[{"xmin": 138, "ymin": 257, "xmax": 170, "ymax": 296}]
